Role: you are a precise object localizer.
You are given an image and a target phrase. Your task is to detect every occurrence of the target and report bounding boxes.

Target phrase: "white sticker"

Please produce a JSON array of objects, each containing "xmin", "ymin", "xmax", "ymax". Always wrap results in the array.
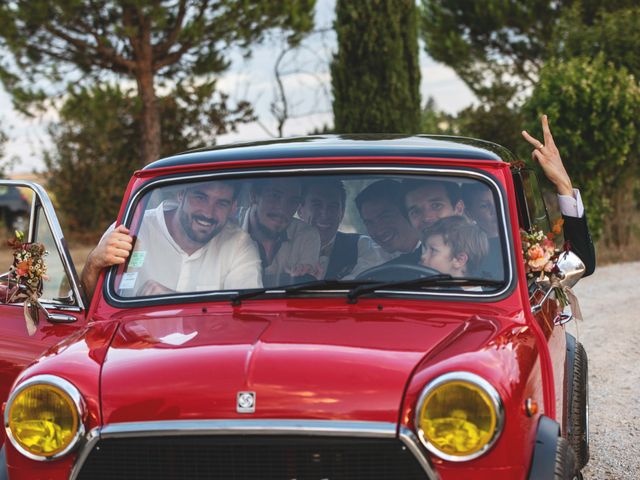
[
  {"xmin": 119, "ymin": 272, "xmax": 138, "ymax": 290},
  {"xmin": 129, "ymin": 251, "xmax": 146, "ymax": 268}
]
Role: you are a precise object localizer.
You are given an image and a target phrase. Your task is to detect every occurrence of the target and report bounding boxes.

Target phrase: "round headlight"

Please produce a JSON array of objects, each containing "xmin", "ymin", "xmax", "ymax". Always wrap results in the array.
[
  {"xmin": 415, "ymin": 372, "xmax": 503, "ymax": 462},
  {"xmin": 4, "ymin": 375, "xmax": 84, "ymax": 460}
]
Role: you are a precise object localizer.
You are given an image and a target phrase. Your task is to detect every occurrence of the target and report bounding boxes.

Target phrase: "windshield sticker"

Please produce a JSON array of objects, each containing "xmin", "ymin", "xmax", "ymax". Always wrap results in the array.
[
  {"xmin": 129, "ymin": 251, "xmax": 146, "ymax": 268},
  {"xmin": 119, "ymin": 272, "xmax": 138, "ymax": 290}
]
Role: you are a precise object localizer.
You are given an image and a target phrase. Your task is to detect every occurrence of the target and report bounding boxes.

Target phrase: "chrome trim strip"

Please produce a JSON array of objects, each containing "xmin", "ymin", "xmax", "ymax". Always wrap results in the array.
[
  {"xmin": 105, "ymin": 166, "xmax": 514, "ymax": 305},
  {"xmin": 399, "ymin": 426, "xmax": 441, "ymax": 479},
  {"xmin": 0, "ymin": 180, "xmax": 86, "ymax": 310},
  {"xmin": 70, "ymin": 420, "xmax": 399, "ymax": 479},
  {"xmin": 414, "ymin": 371, "xmax": 505, "ymax": 462},
  {"xmin": 68, "ymin": 428, "xmax": 100, "ymax": 480},
  {"xmin": 100, "ymin": 419, "xmax": 397, "ymax": 438},
  {"xmin": 4, "ymin": 375, "xmax": 86, "ymax": 462}
]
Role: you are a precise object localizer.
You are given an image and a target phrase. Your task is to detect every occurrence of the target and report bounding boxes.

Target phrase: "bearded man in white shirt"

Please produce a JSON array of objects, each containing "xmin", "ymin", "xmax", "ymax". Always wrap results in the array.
[{"xmin": 81, "ymin": 180, "xmax": 262, "ymax": 298}]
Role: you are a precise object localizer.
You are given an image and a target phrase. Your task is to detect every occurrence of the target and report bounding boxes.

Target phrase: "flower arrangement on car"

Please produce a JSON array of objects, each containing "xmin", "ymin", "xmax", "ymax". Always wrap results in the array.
[
  {"xmin": 1, "ymin": 230, "xmax": 48, "ymax": 334},
  {"xmin": 520, "ymin": 218, "xmax": 572, "ymax": 309}
]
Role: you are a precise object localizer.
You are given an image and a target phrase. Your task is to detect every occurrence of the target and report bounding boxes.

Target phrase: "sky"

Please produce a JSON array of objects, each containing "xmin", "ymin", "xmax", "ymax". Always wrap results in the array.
[{"xmin": 0, "ymin": 0, "xmax": 475, "ymax": 174}]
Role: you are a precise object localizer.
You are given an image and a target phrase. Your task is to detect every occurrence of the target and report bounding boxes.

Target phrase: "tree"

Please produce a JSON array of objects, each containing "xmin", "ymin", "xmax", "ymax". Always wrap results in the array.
[
  {"xmin": 331, "ymin": 0, "xmax": 421, "ymax": 133},
  {"xmin": 419, "ymin": 0, "xmax": 637, "ymax": 101},
  {"xmin": 0, "ymin": 0, "xmax": 315, "ymax": 165},
  {"xmin": 522, "ymin": 54, "xmax": 640, "ymax": 243},
  {"xmin": 44, "ymin": 81, "xmax": 254, "ymax": 239}
]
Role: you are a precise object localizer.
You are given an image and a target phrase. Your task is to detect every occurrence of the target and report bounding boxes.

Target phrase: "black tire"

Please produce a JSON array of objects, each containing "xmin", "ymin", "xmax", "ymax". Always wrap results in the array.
[
  {"xmin": 569, "ymin": 341, "xmax": 590, "ymax": 469},
  {"xmin": 554, "ymin": 436, "xmax": 579, "ymax": 480}
]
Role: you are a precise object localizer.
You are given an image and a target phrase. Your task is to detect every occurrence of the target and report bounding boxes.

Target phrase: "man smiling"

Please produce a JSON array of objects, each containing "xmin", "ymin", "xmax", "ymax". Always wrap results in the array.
[
  {"xmin": 297, "ymin": 178, "xmax": 385, "ymax": 279},
  {"xmin": 81, "ymin": 180, "xmax": 262, "ymax": 297},
  {"xmin": 241, "ymin": 178, "xmax": 321, "ymax": 287}
]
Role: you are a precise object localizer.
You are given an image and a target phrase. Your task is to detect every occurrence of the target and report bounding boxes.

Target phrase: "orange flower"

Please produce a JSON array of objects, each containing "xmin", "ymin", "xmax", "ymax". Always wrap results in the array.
[
  {"xmin": 16, "ymin": 259, "xmax": 31, "ymax": 277},
  {"xmin": 552, "ymin": 218, "xmax": 564, "ymax": 235}
]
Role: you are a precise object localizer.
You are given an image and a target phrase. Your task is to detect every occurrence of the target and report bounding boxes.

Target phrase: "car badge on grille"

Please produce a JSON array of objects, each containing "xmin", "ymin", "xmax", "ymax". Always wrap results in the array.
[{"xmin": 237, "ymin": 391, "xmax": 256, "ymax": 413}]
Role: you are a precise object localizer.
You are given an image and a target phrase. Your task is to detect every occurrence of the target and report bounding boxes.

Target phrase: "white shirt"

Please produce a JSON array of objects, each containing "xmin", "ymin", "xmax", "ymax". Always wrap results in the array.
[
  {"xmin": 240, "ymin": 209, "xmax": 321, "ymax": 287},
  {"xmin": 118, "ymin": 202, "xmax": 262, "ymax": 296},
  {"xmin": 557, "ymin": 189, "xmax": 584, "ymax": 218}
]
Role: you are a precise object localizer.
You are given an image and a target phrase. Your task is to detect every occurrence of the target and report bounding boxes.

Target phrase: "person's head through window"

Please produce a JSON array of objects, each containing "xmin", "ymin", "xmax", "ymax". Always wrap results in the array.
[
  {"xmin": 170, "ymin": 180, "xmax": 239, "ymax": 254},
  {"xmin": 249, "ymin": 178, "xmax": 303, "ymax": 240},
  {"xmin": 356, "ymin": 179, "xmax": 419, "ymax": 254},
  {"xmin": 420, "ymin": 215, "xmax": 488, "ymax": 278},
  {"xmin": 462, "ymin": 182, "xmax": 499, "ymax": 238},
  {"xmin": 298, "ymin": 178, "xmax": 346, "ymax": 247},
  {"xmin": 403, "ymin": 179, "xmax": 464, "ymax": 236}
]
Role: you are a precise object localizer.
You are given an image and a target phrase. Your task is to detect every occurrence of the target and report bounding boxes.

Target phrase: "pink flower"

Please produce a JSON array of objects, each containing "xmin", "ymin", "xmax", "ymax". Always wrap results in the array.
[{"xmin": 527, "ymin": 245, "xmax": 544, "ymax": 260}]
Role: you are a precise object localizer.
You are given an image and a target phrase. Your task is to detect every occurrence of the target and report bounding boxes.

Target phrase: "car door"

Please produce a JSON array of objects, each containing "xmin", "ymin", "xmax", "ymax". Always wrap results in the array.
[
  {"xmin": 513, "ymin": 168, "xmax": 568, "ymax": 426},
  {"xmin": 0, "ymin": 181, "xmax": 87, "ymax": 445}
]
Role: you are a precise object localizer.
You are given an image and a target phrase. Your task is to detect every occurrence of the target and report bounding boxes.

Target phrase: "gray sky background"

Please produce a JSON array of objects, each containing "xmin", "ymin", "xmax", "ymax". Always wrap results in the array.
[{"xmin": 0, "ymin": 0, "xmax": 475, "ymax": 174}]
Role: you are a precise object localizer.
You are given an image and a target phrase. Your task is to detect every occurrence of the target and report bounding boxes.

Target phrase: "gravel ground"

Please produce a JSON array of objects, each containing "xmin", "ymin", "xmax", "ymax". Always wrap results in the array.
[{"xmin": 571, "ymin": 261, "xmax": 640, "ymax": 479}]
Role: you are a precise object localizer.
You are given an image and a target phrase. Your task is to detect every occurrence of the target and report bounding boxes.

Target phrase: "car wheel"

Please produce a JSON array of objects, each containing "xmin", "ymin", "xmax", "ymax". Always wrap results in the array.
[
  {"xmin": 554, "ymin": 436, "xmax": 579, "ymax": 480},
  {"xmin": 569, "ymin": 341, "xmax": 589, "ymax": 470}
]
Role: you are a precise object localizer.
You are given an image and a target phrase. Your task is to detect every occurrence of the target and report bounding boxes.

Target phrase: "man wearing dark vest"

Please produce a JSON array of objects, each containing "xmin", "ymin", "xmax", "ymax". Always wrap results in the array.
[{"xmin": 298, "ymin": 178, "xmax": 385, "ymax": 279}]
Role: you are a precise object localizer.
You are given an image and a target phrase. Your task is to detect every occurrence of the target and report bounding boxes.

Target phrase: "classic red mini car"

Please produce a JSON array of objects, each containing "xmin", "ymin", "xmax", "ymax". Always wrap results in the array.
[{"xmin": 0, "ymin": 136, "xmax": 589, "ymax": 479}]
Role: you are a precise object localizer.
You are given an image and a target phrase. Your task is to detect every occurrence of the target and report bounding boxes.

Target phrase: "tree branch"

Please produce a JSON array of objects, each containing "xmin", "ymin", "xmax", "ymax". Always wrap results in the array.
[
  {"xmin": 43, "ymin": 24, "xmax": 135, "ymax": 71},
  {"xmin": 153, "ymin": 0, "xmax": 188, "ymax": 58}
]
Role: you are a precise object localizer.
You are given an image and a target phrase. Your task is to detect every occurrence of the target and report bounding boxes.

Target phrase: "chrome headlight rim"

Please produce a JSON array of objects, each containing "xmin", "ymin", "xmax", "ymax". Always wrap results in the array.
[
  {"xmin": 414, "ymin": 371, "xmax": 504, "ymax": 462},
  {"xmin": 4, "ymin": 374, "xmax": 85, "ymax": 461}
]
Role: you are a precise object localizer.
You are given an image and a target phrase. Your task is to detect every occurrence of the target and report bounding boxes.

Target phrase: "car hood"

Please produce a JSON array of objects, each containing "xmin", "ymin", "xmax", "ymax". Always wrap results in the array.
[{"xmin": 100, "ymin": 304, "xmax": 483, "ymax": 425}]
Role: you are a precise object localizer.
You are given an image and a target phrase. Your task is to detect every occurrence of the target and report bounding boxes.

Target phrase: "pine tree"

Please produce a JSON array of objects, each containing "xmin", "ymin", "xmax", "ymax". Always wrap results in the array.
[{"xmin": 331, "ymin": 0, "xmax": 421, "ymax": 133}]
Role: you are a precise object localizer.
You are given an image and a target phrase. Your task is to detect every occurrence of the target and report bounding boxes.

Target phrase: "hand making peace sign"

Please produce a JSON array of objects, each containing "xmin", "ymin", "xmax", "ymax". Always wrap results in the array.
[{"xmin": 521, "ymin": 115, "xmax": 574, "ymax": 196}]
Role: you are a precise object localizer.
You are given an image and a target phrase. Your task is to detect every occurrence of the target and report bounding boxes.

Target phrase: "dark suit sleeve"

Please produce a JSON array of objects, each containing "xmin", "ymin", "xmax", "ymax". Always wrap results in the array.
[{"xmin": 562, "ymin": 214, "xmax": 596, "ymax": 277}]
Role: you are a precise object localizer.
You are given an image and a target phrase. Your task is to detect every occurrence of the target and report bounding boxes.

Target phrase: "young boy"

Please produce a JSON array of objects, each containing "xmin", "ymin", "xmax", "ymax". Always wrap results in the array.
[{"xmin": 420, "ymin": 215, "xmax": 489, "ymax": 278}]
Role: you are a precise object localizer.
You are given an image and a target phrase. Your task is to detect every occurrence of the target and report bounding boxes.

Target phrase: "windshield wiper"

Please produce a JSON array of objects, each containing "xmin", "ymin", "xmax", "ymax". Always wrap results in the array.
[
  {"xmin": 230, "ymin": 279, "xmax": 371, "ymax": 306},
  {"xmin": 346, "ymin": 275, "xmax": 503, "ymax": 303}
]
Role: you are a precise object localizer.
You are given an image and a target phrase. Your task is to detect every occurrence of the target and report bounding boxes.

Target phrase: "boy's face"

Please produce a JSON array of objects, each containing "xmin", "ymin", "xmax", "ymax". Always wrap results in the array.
[{"xmin": 421, "ymin": 234, "xmax": 466, "ymax": 277}]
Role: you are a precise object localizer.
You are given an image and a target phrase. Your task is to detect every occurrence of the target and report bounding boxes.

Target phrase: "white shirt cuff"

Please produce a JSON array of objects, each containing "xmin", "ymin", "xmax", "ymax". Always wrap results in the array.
[{"xmin": 557, "ymin": 189, "xmax": 584, "ymax": 218}]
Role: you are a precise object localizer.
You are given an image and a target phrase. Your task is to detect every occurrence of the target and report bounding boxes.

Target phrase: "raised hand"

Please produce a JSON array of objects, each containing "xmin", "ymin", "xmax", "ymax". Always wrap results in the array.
[{"xmin": 521, "ymin": 115, "xmax": 573, "ymax": 196}]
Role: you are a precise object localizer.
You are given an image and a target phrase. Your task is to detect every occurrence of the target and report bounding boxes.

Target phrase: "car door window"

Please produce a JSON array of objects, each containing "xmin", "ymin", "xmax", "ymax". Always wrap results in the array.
[{"xmin": 33, "ymin": 205, "xmax": 74, "ymax": 303}]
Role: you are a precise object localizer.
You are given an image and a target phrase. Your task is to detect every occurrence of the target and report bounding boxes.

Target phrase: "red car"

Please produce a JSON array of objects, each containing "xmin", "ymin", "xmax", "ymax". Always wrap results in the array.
[{"xmin": 0, "ymin": 136, "xmax": 589, "ymax": 479}]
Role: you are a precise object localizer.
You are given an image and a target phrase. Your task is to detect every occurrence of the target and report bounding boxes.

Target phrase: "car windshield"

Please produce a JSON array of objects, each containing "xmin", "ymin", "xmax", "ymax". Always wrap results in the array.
[{"xmin": 112, "ymin": 172, "xmax": 508, "ymax": 299}]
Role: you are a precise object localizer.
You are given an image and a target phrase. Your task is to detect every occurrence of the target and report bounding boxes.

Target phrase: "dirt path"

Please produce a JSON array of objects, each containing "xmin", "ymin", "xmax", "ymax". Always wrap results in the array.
[{"xmin": 572, "ymin": 261, "xmax": 640, "ymax": 479}]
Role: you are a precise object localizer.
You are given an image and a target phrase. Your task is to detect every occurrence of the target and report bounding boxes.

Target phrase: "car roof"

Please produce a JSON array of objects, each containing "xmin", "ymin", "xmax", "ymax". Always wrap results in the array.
[{"xmin": 144, "ymin": 134, "xmax": 516, "ymax": 170}]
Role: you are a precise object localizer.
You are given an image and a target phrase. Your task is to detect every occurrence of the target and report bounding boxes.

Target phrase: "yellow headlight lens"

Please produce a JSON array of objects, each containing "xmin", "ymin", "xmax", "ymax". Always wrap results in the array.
[
  {"xmin": 8, "ymin": 383, "xmax": 79, "ymax": 457},
  {"xmin": 418, "ymin": 380, "xmax": 497, "ymax": 458}
]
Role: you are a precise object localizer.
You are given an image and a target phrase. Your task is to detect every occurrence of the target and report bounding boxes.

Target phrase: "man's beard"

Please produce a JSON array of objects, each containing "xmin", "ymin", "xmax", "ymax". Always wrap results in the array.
[{"xmin": 179, "ymin": 210, "xmax": 223, "ymax": 244}]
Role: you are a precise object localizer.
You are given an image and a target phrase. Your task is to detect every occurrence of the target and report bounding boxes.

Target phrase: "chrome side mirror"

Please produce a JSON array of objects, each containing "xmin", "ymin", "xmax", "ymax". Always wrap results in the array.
[
  {"xmin": 530, "ymin": 250, "xmax": 585, "ymax": 315},
  {"xmin": 554, "ymin": 250, "xmax": 586, "ymax": 289}
]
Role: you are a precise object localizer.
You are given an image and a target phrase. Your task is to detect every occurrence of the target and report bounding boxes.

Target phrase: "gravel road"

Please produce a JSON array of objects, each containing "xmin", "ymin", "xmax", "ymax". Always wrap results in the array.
[{"xmin": 572, "ymin": 261, "xmax": 640, "ymax": 479}]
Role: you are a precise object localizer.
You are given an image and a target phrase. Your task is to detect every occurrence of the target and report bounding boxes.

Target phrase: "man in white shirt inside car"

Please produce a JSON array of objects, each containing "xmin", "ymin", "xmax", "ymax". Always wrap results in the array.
[{"xmin": 81, "ymin": 179, "xmax": 262, "ymax": 298}]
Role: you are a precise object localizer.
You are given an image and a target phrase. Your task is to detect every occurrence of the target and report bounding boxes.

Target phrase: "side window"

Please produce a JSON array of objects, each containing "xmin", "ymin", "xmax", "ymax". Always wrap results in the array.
[
  {"xmin": 0, "ymin": 182, "xmax": 84, "ymax": 308},
  {"xmin": 33, "ymin": 206, "xmax": 74, "ymax": 303},
  {"xmin": 514, "ymin": 169, "xmax": 552, "ymax": 234}
]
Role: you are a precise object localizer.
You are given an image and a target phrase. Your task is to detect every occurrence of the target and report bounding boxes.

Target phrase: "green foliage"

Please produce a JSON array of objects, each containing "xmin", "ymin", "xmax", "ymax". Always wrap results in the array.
[
  {"xmin": 522, "ymin": 54, "xmax": 640, "ymax": 240},
  {"xmin": 332, "ymin": 0, "xmax": 421, "ymax": 133},
  {"xmin": 0, "ymin": 0, "xmax": 315, "ymax": 163},
  {"xmin": 420, "ymin": 98, "xmax": 455, "ymax": 135},
  {"xmin": 419, "ymin": 0, "xmax": 637, "ymax": 100},
  {"xmin": 44, "ymin": 82, "xmax": 254, "ymax": 238},
  {"xmin": 553, "ymin": 5, "xmax": 640, "ymax": 78},
  {"xmin": 454, "ymin": 102, "xmax": 524, "ymax": 154}
]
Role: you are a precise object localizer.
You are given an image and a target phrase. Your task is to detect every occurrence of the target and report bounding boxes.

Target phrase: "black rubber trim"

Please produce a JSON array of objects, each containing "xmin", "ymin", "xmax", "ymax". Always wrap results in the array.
[
  {"xmin": 565, "ymin": 333, "xmax": 577, "ymax": 435},
  {"xmin": 528, "ymin": 415, "xmax": 560, "ymax": 480}
]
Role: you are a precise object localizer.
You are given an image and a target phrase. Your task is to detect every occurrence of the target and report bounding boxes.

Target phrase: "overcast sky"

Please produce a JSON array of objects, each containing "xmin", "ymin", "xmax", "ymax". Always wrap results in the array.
[{"xmin": 0, "ymin": 0, "xmax": 475, "ymax": 174}]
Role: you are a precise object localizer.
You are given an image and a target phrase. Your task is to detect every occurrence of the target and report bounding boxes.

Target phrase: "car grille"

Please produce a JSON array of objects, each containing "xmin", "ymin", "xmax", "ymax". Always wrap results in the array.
[{"xmin": 76, "ymin": 435, "xmax": 429, "ymax": 479}]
